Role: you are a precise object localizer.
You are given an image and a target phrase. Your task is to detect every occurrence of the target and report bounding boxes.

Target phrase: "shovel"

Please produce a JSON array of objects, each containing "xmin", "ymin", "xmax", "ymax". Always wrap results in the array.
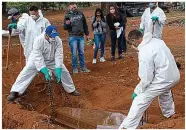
[{"xmin": 5, "ymin": 29, "xmax": 12, "ymax": 70}]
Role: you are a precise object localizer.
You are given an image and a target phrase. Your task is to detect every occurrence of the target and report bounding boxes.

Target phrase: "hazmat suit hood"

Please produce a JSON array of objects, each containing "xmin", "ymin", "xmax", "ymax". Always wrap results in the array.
[
  {"xmin": 138, "ymin": 32, "xmax": 152, "ymax": 50},
  {"xmin": 38, "ymin": 10, "xmax": 43, "ymax": 18}
]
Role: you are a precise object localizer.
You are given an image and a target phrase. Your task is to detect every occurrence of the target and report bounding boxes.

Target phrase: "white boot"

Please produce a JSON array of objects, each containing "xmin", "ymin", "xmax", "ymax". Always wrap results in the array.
[
  {"xmin": 100, "ymin": 57, "xmax": 106, "ymax": 62},
  {"xmin": 92, "ymin": 59, "xmax": 97, "ymax": 64}
]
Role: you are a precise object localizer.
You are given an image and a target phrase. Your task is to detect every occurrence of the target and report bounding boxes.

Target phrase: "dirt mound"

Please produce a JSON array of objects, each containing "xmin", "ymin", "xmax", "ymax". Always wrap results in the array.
[
  {"xmin": 3, "ymin": 103, "xmax": 63, "ymax": 129},
  {"xmin": 140, "ymin": 117, "xmax": 185, "ymax": 129}
]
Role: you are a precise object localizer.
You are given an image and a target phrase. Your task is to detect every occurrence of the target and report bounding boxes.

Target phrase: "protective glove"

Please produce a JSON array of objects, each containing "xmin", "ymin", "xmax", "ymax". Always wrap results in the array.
[
  {"xmin": 132, "ymin": 92, "xmax": 137, "ymax": 100},
  {"xmin": 139, "ymin": 28, "xmax": 143, "ymax": 33},
  {"xmin": 40, "ymin": 67, "xmax": 51, "ymax": 81},
  {"xmin": 151, "ymin": 16, "xmax": 159, "ymax": 22},
  {"xmin": 55, "ymin": 68, "xmax": 62, "ymax": 84},
  {"xmin": 7, "ymin": 23, "xmax": 17, "ymax": 30}
]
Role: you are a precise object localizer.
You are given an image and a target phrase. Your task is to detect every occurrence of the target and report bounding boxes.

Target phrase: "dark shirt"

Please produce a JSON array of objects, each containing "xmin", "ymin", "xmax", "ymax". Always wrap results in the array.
[
  {"xmin": 64, "ymin": 10, "xmax": 89, "ymax": 37},
  {"xmin": 106, "ymin": 13, "xmax": 124, "ymax": 31}
]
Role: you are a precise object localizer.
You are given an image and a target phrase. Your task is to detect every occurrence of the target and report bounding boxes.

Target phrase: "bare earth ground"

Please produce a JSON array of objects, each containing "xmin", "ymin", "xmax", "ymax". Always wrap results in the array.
[{"xmin": 2, "ymin": 7, "xmax": 185, "ymax": 129}]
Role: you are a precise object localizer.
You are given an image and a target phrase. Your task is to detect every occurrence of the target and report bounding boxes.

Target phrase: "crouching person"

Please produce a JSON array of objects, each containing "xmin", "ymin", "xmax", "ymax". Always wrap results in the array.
[
  {"xmin": 119, "ymin": 30, "xmax": 180, "ymax": 129},
  {"xmin": 7, "ymin": 25, "xmax": 80, "ymax": 102}
]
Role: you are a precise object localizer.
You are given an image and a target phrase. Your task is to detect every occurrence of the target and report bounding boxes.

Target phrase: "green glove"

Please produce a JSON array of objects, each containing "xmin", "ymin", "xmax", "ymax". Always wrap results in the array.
[
  {"xmin": 139, "ymin": 28, "xmax": 143, "ymax": 33},
  {"xmin": 151, "ymin": 16, "xmax": 159, "ymax": 22},
  {"xmin": 40, "ymin": 67, "xmax": 51, "ymax": 81},
  {"xmin": 7, "ymin": 23, "xmax": 17, "ymax": 30},
  {"xmin": 132, "ymin": 92, "xmax": 137, "ymax": 100},
  {"xmin": 55, "ymin": 68, "xmax": 62, "ymax": 84}
]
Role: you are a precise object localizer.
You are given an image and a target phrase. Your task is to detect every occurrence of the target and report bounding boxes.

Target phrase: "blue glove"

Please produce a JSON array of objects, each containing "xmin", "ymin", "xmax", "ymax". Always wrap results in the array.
[
  {"xmin": 40, "ymin": 67, "xmax": 51, "ymax": 81},
  {"xmin": 139, "ymin": 28, "xmax": 143, "ymax": 33},
  {"xmin": 7, "ymin": 23, "xmax": 17, "ymax": 30},
  {"xmin": 151, "ymin": 16, "xmax": 159, "ymax": 22},
  {"xmin": 132, "ymin": 92, "xmax": 137, "ymax": 100},
  {"xmin": 55, "ymin": 68, "xmax": 62, "ymax": 84}
]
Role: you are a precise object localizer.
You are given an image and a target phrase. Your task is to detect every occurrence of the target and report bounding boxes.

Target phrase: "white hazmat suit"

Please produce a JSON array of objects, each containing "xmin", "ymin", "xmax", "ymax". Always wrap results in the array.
[
  {"xmin": 18, "ymin": 10, "xmax": 43, "ymax": 47},
  {"xmin": 17, "ymin": 13, "xmax": 29, "ymax": 47},
  {"xmin": 119, "ymin": 32, "xmax": 180, "ymax": 129},
  {"xmin": 17, "ymin": 10, "xmax": 50, "ymax": 62},
  {"xmin": 10, "ymin": 33, "xmax": 75, "ymax": 95},
  {"xmin": 140, "ymin": 7, "xmax": 166, "ymax": 39}
]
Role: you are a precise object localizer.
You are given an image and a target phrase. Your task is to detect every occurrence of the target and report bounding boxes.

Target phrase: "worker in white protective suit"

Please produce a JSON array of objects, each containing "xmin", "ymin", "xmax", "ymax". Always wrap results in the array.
[
  {"xmin": 119, "ymin": 30, "xmax": 180, "ymax": 129},
  {"xmin": 139, "ymin": 2, "xmax": 166, "ymax": 39},
  {"xmin": 8, "ymin": 6, "xmax": 50, "ymax": 63},
  {"xmin": 7, "ymin": 25, "xmax": 81, "ymax": 102},
  {"xmin": 18, "ymin": 10, "xmax": 43, "ymax": 47}
]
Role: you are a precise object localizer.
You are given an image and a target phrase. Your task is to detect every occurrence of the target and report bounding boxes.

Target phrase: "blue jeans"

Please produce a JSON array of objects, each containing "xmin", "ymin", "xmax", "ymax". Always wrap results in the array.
[
  {"xmin": 93, "ymin": 33, "xmax": 106, "ymax": 59},
  {"xmin": 69, "ymin": 36, "xmax": 85, "ymax": 69}
]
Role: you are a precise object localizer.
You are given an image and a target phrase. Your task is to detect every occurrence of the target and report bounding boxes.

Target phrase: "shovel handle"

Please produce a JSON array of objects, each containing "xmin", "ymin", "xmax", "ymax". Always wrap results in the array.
[
  {"xmin": 5, "ymin": 29, "xmax": 12, "ymax": 70},
  {"xmin": 20, "ymin": 43, "xmax": 23, "ymax": 69}
]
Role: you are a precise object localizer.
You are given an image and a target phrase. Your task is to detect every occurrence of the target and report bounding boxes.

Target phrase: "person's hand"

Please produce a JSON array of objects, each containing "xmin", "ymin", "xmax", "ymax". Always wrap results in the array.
[
  {"xmin": 96, "ymin": 16, "xmax": 101, "ymax": 22},
  {"xmin": 132, "ymin": 92, "xmax": 137, "ymax": 100},
  {"xmin": 139, "ymin": 28, "xmax": 143, "ymax": 33},
  {"xmin": 40, "ymin": 67, "xmax": 51, "ymax": 81},
  {"xmin": 151, "ymin": 16, "xmax": 159, "ymax": 22},
  {"xmin": 7, "ymin": 23, "xmax": 17, "ymax": 30},
  {"xmin": 115, "ymin": 26, "xmax": 120, "ymax": 30},
  {"xmin": 55, "ymin": 68, "xmax": 62, "ymax": 84},
  {"xmin": 66, "ymin": 20, "xmax": 70, "ymax": 25}
]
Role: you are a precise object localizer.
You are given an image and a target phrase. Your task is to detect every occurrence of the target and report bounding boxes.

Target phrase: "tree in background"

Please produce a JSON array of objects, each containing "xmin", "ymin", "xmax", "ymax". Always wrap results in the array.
[{"xmin": 2, "ymin": 2, "xmax": 7, "ymax": 14}]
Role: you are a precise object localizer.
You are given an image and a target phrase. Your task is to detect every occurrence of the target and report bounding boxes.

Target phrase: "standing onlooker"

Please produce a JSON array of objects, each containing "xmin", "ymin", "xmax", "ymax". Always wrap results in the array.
[
  {"xmin": 64, "ymin": 2, "xmax": 90, "ymax": 74},
  {"xmin": 92, "ymin": 8, "xmax": 107, "ymax": 64},
  {"xmin": 116, "ymin": 2, "xmax": 127, "ymax": 53},
  {"xmin": 106, "ymin": 5, "xmax": 124, "ymax": 61},
  {"xmin": 139, "ymin": 2, "xmax": 166, "ymax": 39}
]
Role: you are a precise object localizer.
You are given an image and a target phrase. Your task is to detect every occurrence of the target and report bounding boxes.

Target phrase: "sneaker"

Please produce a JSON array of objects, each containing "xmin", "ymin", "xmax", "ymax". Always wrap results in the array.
[
  {"xmin": 92, "ymin": 59, "xmax": 97, "ymax": 64},
  {"xmin": 73, "ymin": 68, "xmax": 78, "ymax": 74},
  {"xmin": 7, "ymin": 92, "xmax": 19, "ymax": 102},
  {"xmin": 81, "ymin": 68, "xmax": 91, "ymax": 73},
  {"xmin": 69, "ymin": 90, "xmax": 81, "ymax": 96},
  {"xmin": 111, "ymin": 57, "xmax": 115, "ymax": 62},
  {"xmin": 100, "ymin": 57, "xmax": 106, "ymax": 62}
]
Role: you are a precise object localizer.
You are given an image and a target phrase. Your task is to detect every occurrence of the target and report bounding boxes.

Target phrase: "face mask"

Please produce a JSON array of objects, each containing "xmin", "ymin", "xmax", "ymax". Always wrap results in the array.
[
  {"xmin": 149, "ymin": 3, "xmax": 155, "ymax": 8},
  {"xmin": 30, "ymin": 15, "xmax": 37, "ymax": 20}
]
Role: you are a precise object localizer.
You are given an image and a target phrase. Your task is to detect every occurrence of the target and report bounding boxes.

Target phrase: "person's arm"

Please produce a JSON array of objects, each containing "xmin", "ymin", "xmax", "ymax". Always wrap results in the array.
[
  {"xmin": 63, "ymin": 14, "xmax": 71, "ymax": 30},
  {"xmin": 82, "ymin": 13, "xmax": 89, "ymax": 36},
  {"xmin": 32, "ymin": 38, "xmax": 46, "ymax": 71},
  {"xmin": 106, "ymin": 14, "xmax": 115, "ymax": 30},
  {"xmin": 17, "ymin": 15, "xmax": 28, "ymax": 32},
  {"xmin": 134, "ymin": 53, "xmax": 155, "ymax": 95},
  {"xmin": 158, "ymin": 9, "xmax": 166, "ymax": 25},
  {"xmin": 139, "ymin": 10, "xmax": 145, "ymax": 30},
  {"xmin": 55, "ymin": 36, "xmax": 63, "ymax": 68},
  {"xmin": 92, "ymin": 16, "xmax": 98, "ymax": 28},
  {"xmin": 100, "ymin": 18, "xmax": 107, "ymax": 28}
]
